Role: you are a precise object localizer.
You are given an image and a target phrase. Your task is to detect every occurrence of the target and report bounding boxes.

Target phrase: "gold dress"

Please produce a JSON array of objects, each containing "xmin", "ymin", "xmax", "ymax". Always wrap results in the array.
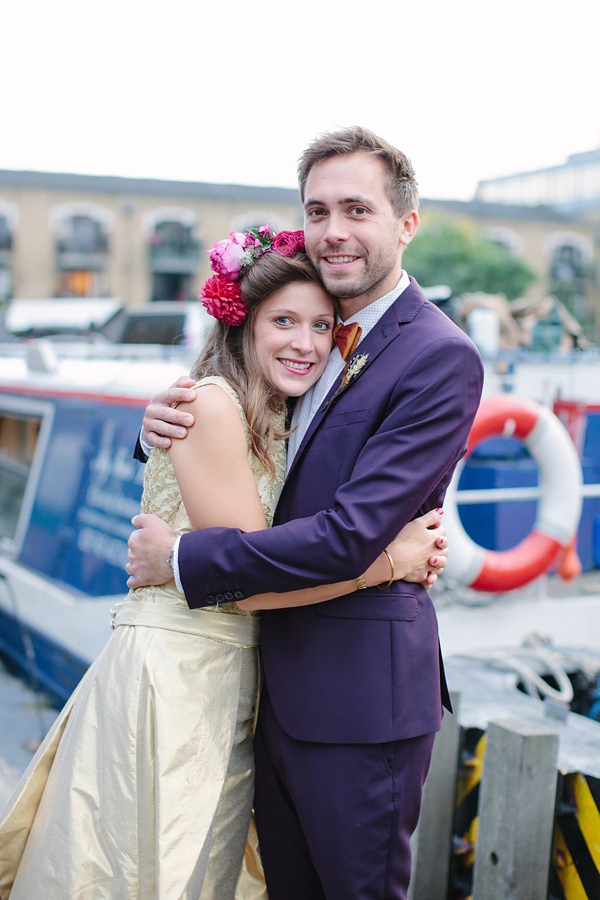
[{"xmin": 0, "ymin": 377, "xmax": 285, "ymax": 900}]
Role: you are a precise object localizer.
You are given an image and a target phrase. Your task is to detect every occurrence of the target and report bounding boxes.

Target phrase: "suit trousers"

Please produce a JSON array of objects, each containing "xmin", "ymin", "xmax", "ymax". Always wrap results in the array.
[{"xmin": 254, "ymin": 687, "xmax": 436, "ymax": 900}]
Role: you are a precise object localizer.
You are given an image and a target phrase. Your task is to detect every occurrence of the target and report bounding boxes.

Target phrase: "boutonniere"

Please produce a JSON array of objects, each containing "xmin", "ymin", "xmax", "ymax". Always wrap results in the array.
[
  {"xmin": 322, "ymin": 353, "xmax": 370, "ymax": 411},
  {"xmin": 341, "ymin": 353, "xmax": 369, "ymax": 389}
]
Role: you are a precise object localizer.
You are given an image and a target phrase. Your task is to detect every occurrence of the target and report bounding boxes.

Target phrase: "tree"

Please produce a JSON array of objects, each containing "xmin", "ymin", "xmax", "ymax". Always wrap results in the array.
[{"xmin": 404, "ymin": 218, "xmax": 536, "ymax": 301}]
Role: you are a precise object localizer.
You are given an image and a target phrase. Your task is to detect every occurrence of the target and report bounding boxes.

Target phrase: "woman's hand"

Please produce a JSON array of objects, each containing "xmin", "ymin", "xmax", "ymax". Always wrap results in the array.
[
  {"xmin": 142, "ymin": 376, "xmax": 197, "ymax": 449},
  {"xmin": 364, "ymin": 509, "xmax": 447, "ymax": 589}
]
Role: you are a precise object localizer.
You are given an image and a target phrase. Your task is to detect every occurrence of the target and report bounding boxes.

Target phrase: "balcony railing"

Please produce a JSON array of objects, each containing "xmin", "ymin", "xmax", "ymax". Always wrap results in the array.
[
  {"xmin": 56, "ymin": 245, "xmax": 109, "ymax": 271},
  {"xmin": 149, "ymin": 242, "xmax": 202, "ymax": 275}
]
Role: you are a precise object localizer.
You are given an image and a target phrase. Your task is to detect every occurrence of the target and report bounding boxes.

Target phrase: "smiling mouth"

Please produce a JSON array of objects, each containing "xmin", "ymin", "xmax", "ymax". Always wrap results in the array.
[
  {"xmin": 278, "ymin": 359, "xmax": 314, "ymax": 373},
  {"xmin": 323, "ymin": 255, "xmax": 359, "ymax": 265}
]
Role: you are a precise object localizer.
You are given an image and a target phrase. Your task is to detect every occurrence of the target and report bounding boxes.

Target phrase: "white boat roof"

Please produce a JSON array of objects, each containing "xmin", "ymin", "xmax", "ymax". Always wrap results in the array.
[
  {"xmin": 0, "ymin": 341, "xmax": 194, "ymax": 400},
  {"xmin": 4, "ymin": 298, "xmax": 124, "ymax": 333}
]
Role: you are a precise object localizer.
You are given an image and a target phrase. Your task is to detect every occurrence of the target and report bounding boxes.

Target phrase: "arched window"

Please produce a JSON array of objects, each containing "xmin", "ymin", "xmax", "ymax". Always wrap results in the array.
[
  {"xmin": 546, "ymin": 232, "xmax": 594, "ymax": 333},
  {"xmin": 150, "ymin": 220, "xmax": 196, "ymax": 255},
  {"xmin": 144, "ymin": 208, "xmax": 202, "ymax": 303},
  {"xmin": 482, "ymin": 226, "xmax": 523, "ymax": 257},
  {"xmin": 59, "ymin": 215, "xmax": 108, "ymax": 255},
  {"xmin": 0, "ymin": 200, "xmax": 18, "ymax": 302},
  {"xmin": 550, "ymin": 243, "xmax": 585, "ymax": 283},
  {"xmin": 51, "ymin": 204, "xmax": 113, "ymax": 297},
  {"xmin": 0, "ymin": 215, "xmax": 12, "ymax": 251}
]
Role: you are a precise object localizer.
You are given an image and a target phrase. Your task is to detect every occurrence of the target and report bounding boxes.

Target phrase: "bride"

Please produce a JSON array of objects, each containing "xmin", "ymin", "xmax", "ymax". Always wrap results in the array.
[{"xmin": 0, "ymin": 226, "xmax": 447, "ymax": 900}]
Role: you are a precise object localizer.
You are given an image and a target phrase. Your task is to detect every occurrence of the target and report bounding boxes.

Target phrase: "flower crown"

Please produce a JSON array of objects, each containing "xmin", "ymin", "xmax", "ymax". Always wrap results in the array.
[{"xmin": 200, "ymin": 225, "xmax": 305, "ymax": 326}]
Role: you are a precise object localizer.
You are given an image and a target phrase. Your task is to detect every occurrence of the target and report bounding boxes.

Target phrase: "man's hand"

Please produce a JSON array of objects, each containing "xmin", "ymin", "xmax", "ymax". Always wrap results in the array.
[
  {"xmin": 143, "ymin": 376, "xmax": 197, "ymax": 450},
  {"xmin": 126, "ymin": 514, "xmax": 176, "ymax": 588}
]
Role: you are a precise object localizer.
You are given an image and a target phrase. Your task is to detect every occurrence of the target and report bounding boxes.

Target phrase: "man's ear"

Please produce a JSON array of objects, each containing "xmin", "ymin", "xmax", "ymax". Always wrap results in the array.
[{"xmin": 399, "ymin": 210, "xmax": 419, "ymax": 248}]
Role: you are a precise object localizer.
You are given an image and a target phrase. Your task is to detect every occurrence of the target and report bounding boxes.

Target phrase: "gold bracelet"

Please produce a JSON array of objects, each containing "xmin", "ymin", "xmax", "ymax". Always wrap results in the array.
[
  {"xmin": 356, "ymin": 575, "xmax": 368, "ymax": 590},
  {"xmin": 376, "ymin": 549, "xmax": 394, "ymax": 590}
]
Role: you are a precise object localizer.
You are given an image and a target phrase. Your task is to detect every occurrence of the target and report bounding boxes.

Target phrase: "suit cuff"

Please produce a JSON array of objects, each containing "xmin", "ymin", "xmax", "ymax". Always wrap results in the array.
[
  {"xmin": 172, "ymin": 535, "xmax": 184, "ymax": 594},
  {"xmin": 139, "ymin": 427, "xmax": 153, "ymax": 460}
]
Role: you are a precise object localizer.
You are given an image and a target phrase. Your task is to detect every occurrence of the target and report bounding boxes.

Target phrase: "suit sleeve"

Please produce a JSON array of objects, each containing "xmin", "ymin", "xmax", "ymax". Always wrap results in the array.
[
  {"xmin": 133, "ymin": 432, "xmax": 149, "ymax": 463},
  {"xmin": 179, "ymin": 335, "xmax": 483, "ymax": 608}
]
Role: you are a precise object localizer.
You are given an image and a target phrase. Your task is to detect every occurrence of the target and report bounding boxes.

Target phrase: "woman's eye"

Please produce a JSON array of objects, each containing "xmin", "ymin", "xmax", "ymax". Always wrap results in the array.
[
  {"xmin": 314, "ymin": 321, "xmax": 332, "ymax": 332},
  {"xmin": 274, "ymin": 316, "xmax": 292, "ymax": 326}
]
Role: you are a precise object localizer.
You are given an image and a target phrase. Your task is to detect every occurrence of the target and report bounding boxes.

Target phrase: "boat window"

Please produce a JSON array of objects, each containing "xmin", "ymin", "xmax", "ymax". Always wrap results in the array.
[
  {"xmin": 118, "ymin": 311, "xmax": 187, "ymax": 345},
  {"xmin": 0, "ymin": 396, "xmax": 53, "ymax": 552},
  {"xmin": 0, "ymin": 411, "xmax": 41, "ymax": 540}
]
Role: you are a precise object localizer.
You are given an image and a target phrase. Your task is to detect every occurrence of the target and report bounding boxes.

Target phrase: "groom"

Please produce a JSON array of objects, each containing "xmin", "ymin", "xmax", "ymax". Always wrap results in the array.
[{"xmin": 128, "ymin": 127, "xmax": 484, "ymax": 899}]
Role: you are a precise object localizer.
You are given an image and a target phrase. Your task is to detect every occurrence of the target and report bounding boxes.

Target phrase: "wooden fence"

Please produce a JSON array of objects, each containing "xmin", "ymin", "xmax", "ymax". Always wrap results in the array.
[{"xmin": 408, "ymin": 692, "xmax": 567, "ymax": 899}]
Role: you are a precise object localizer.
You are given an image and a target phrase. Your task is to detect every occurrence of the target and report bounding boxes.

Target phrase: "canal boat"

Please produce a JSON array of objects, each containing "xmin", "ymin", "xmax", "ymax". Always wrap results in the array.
[
  {"xmin": 0, "ymin": 340, "xmax": 599, "ymax": 709},
  {"xmin": 0, "ymin": 340, "xmax": 194, "ymax": 703}
]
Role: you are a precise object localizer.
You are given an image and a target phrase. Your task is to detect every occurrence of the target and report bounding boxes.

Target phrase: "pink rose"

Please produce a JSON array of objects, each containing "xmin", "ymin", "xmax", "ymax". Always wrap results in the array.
[
  {"xmin": 257, "ymin": 223, "xmax": 274, "ymax": 239},
  {"xmin": 243, "ymin": 233, "xmax": 263, "ymax": 250},
  {"xmin": 243, "ymin": 224, "xmax": 274, "ymax": 250},
  {"xmin": 272, "ymin": 230, "xmax": 305, "ymax": 257},
  {"xmin": 209, "ymin": 233, "xmax": 247, "ymax": 281}
]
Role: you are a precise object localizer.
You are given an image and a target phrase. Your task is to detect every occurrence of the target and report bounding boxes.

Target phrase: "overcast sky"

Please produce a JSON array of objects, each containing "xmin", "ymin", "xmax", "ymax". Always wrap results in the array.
[{"xmin": 2, "ymin": 0, "xmax": 599, "ymax": 201}]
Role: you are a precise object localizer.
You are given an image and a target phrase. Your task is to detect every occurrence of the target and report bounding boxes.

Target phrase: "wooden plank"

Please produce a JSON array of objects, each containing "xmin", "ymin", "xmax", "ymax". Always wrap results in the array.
[
  {"xmin": 472, "ymin": 718, "xmax": 559, "ymax": 900},
  {"xmin": 409, "ymin": 691, "xmax": 461, "ymax": 900}
]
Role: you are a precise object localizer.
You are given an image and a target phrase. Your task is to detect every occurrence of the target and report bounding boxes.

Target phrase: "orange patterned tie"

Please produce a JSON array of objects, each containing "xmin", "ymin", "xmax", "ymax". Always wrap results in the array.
[{"xmin": 333, "ymin": 322, "xmax": 362, "ymax": 361}]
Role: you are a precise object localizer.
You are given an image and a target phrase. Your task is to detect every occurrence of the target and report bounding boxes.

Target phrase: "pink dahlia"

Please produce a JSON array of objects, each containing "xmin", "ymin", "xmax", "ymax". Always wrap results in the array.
[{"xmin": 200, "ymin": 275, "xmax": 247, "ymax": 326}]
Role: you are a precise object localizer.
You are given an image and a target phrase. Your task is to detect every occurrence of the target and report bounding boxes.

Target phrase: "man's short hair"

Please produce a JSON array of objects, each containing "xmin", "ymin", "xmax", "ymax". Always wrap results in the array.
[{"xmin": 298, "ymin": 126, "xmax": 419, "ymax": 218}]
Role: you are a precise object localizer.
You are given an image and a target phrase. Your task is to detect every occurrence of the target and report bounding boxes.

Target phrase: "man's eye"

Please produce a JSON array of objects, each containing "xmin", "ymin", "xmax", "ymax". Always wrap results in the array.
[
  {"xmin": 352, "ymin": 207, "xmax": 367, "ymax": 215},
  {"xmin": 307, "ymin": 208, "xmax": 326, "ymax": 218}
]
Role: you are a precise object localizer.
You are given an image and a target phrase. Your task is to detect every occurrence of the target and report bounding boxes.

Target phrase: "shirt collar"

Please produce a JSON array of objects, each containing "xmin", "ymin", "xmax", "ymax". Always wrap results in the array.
[{"xmin": 339, "ymin": 270, "xmax": 410, "ymax": 336}]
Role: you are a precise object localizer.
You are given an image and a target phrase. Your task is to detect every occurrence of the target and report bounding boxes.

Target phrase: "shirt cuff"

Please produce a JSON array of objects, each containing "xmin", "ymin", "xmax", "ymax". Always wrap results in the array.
[
  {"xmin": 172, "ymin": 534, "xmax": 184, "ymax": 594},
  {"xmin": 139, "ymin": 427, "xmax": 153, "ymax": 460}
]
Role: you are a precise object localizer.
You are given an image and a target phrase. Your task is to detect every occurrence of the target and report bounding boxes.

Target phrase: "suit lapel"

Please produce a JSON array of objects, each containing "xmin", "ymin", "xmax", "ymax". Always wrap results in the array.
[{"xmin": 286, "ymin": 279, "xmax": 427, "ymax": 480}]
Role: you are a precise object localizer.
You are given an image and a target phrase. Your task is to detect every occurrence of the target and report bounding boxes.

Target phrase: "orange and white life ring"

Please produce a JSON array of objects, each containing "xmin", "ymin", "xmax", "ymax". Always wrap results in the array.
[{"xmin": 444, "ymin": 395, "xmax": 583, "ymax": 591}]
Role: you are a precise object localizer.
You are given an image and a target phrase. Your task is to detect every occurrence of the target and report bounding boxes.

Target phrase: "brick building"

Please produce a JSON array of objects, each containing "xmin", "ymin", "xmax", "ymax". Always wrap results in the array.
[{"xmin": 0, "ymin": 168, "xmax": 597, "ymax": 339}]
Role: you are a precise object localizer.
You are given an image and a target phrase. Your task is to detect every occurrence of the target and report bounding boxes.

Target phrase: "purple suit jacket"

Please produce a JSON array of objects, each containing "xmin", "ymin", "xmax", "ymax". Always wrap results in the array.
[{"xmin": 179, "ymin": 279, "xmax": 484, "ymax": 743}]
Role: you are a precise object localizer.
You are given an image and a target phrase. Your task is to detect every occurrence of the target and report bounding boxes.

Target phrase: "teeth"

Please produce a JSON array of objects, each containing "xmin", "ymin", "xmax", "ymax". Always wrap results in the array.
[
  {"xmin": 325, "ymin": 256, "xmax": 357, "ymax": 264},
  {"xmin": 280, "ymin": 359, "xmax": 311, "ymax": 371}
]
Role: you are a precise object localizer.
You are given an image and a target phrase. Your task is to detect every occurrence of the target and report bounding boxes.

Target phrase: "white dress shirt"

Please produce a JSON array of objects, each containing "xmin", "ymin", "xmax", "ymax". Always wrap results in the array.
[{"xmin": 286, "ymin": 271, "xmax": 410, "ymax": 472}]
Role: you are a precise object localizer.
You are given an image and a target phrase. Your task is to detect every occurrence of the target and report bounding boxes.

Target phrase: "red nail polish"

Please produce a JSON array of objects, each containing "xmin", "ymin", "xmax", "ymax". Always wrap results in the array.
[
  {"xmin": 431, "ymin": 557, "xmax": 438, "ymax": 565},
  {"xmin": 436, "ymin": 508, "xmax": 443, "ymax": 514}
]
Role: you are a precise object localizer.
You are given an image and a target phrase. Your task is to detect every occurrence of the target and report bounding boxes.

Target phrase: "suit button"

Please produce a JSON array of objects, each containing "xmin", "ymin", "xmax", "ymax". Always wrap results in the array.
[
  {"xmin": 205, "ymin": 594, "xmax": 216, "ymax": 605},
  {"xmin": 224, "ymin": 592, "xmax": 234, "ymax": 600},
  {"xmin": 234, "ymin": 591, "xmax": 244, "ymax": 600},
  {"xmin": 215, "ymin": 593, "xmax": 225, "ymax": 603}
]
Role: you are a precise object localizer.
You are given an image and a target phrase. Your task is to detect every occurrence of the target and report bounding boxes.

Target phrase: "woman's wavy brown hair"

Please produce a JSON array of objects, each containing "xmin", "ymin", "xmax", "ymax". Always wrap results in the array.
[{"xmin": 192, "ymin": 251, "xmax": 329, "ymax": 477}]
